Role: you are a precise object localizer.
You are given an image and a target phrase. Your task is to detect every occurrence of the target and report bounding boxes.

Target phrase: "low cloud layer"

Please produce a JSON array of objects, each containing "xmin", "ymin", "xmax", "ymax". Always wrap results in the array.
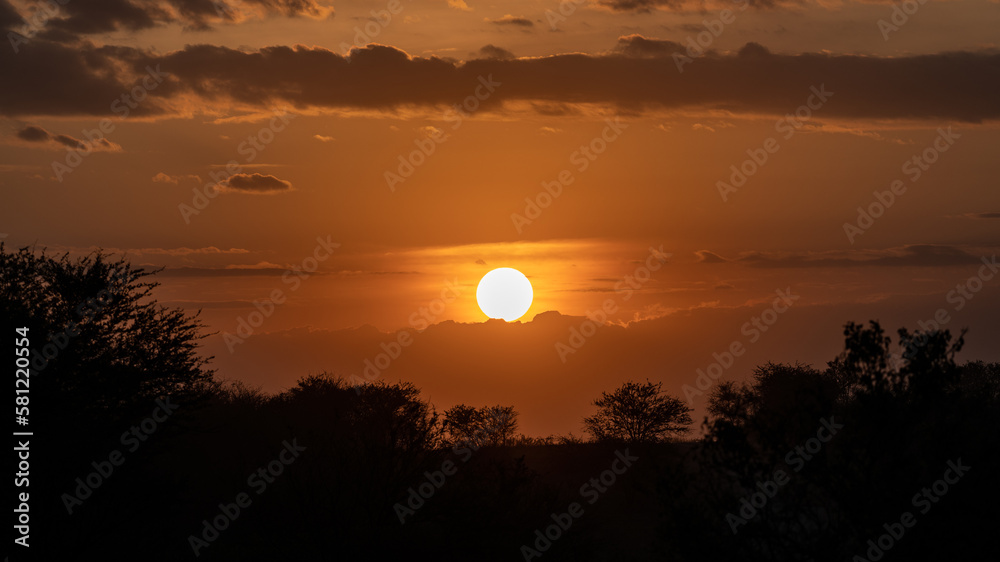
[
  {"xmin": 2, "ymin": 32, "xmax": 998, "ymax": 122},
  {"xmin": 599, "ymin": 0, "xmax": 798, "ymax": 12},
  {"xmin": 700, "ymin": 245, "xmax": 994, "ymax": 268}
]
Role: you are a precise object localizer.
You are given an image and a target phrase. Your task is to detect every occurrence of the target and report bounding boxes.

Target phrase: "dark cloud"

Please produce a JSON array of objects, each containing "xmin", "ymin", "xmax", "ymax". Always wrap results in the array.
[
  {"xmin": 15, "ymin": 0, "xmax": 333, "ymax": 40},
  {"xmin": 3, "ymin": 38, "xmax": 999, "ymax": 122},
  {"xmin": 158, "ymin": 266, "xmax": 289, "ymax": 277},
  {"xmin": 52, "ymin": 133, "xmax": 85, "ymax": 149},
  {"xmin": 330, "ymin": 270, "xmax": 422, "ymax": 278},
  {"xmin": 963, "ymin": 212, "xmax": 1000, "ymax": 219},
  {"xmin": 615, "ymin": 34, "xmax": 683, "ymax": 58},
  {"xmin": 16, "ymin": 125, "xmax": 49, "ymax": 142},
  {"xmin": 600, "ymin": 0, "xmax": 656, "ymax": 12},
  {"xmin": 613, "ymin": 35, "xmax": 774, "ymax": 61},
  {"xmin": 166, "ymin": 0, "xmax": 232, "ymax": 31},
  {"xmin": 180, "ymin": 0, "xmax": 334, "ymax": 29},
  {"xmin": 89, "ymin": 137, "xmax": 121, "ymax": 151},
  {"xmin": 15, "ymin": 125, "xmax": 121, "ymax": 151},
  {"xmin": 156, "ymin": 266, "xmax": 417, "ymax": 277},
  {"xmin": 0, "ymin": 39, "xmax": 165, "ymax": 117},
  {"xmin": 598, "ymin": 0, "xmax": 681, "ymax": 12},
  {"xmin": 478, "ymin": 44, "xmax": 516, "ymax": 60},
  {"xmin": 253, "ymin": 0, "xmax": 331, "ymax": 18},
  {"xmin": 739, "ymin": 41, "xmax": 771, "ymax": 58},
  {"xmin": 696, "ymin": 250, "xmax": 728, "ymax": 263},
  {"xmin": 161, "ymin": 299, "xmax": 262, "ymax": 308},
  {"xmin": 599, "ymin": 0, "xmax": 789, "ymax": 12},
  {"xmin": 530, "ymin": 102, "xmax": 580, "ymax": 117},
  {"xmin": 222, "ymin": 173, "xmax": 293, "ymax": 193},
  {"xmin": 0, "ymin": 0, "xmax": 22, "ymax": 29},
  {"xmin": 723, "ymin": 245, "xmax": 989, "ymax": 268},
  {"xmin": 485, "ymin": 15, "xmax": 533, "ymax": 27},
  {"xmin": 39, "ymin": 0, "xmax": 165, "ymax": 38}
]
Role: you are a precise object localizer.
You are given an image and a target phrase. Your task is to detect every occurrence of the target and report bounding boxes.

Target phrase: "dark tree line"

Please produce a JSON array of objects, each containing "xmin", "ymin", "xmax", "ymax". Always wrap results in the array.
[
  {"xmin": 659, "ymin": 322, "xmax": 999, "ymax": 562},
  {"xmin": 4, "ymin": 246, "xmax": 997, "ymax": 561}
]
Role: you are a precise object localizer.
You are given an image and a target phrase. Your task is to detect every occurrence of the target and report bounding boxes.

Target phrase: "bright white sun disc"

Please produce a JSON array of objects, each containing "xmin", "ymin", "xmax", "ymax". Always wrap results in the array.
[{"xmin": 476, "ymin": 268, "xmax": 533, "ymax": 321}]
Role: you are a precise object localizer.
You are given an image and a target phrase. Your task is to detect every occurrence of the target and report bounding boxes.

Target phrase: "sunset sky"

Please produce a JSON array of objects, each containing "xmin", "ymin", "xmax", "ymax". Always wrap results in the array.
[{"xmin": 3, "ymin": 0, "xmax": 998, "ymax": 435}]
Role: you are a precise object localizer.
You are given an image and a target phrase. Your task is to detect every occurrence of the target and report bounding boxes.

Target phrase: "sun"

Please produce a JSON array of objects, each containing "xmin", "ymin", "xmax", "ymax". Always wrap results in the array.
[{"xmin": 476, "ymin": 268, "xmax": 533, "ymax": 321}]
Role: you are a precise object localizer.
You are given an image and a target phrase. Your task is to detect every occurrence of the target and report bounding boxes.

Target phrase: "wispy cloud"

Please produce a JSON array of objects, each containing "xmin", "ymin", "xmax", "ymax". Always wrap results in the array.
[
  {"xmin": 700, "ymin": 245, "xmax": 993, "ymax": 268},
  {"xmin": 485, "ymin": 14, "xmax": 534, "ymax": 27},
  {"xmin": 221, "ymin": 173, "xmax": 294, "ymax": 194}
]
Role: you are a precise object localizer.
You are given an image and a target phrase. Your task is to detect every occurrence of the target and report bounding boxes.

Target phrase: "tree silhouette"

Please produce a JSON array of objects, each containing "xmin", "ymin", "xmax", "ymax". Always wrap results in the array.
[
  {"xmin": 443, "ymin": 404, "xmax": 481, "ymax": 444},
  {"xmin": 1, "ymin": 244, "xmax": 213, "ymax": 421},
  {"xmin": 828, "ymin": 320, "xmax": 966, "ymax": 399},
  {"xmin": 443, "ymin": 404, "xmax": 519, "ymax": 447},
  {"xmin": 480, "ymin": 405, "xmax": 518, "ymax": 446},
  {"xmin": 661, "ymin": 322, "xmax": 998, "ymax": 562},
  {"xmin": 583, "ymin": 380, "xmax": 692, "ymax": 443}
]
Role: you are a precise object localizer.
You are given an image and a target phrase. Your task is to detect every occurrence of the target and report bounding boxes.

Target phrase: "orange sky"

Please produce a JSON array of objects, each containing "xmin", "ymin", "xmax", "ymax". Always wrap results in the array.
[{"xmin": 2, "ymin": 0, "xmax": 999, "ymax": 435}]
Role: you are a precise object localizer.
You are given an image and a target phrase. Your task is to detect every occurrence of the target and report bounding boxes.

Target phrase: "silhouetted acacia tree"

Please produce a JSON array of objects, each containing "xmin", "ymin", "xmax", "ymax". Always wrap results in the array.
[
  {"xmin": 443, "ymin": 404, "xmax": 480, "ymax": 444},
  {"xmin": 443, "ymin": 404, "xmax": 519, "ymax": 446},
  {"xmin": 1, "ymin": 245, "xmax": 214, "ymax": 421},
  {"xmin": 583, "ymin": 380, "xmax": 692, "ymax": 443},
  {"xmin": 827, "ymin": 320, "xmax": 965, "ymax": 399},
  {"xmin": 481, "ymin": 405, "xmax": 518, "ymax": 446}
]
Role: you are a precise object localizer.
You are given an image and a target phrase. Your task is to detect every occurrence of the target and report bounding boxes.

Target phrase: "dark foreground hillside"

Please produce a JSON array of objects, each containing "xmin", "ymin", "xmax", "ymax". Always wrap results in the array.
[{"xmin": 23, "ymin": 355, "xmax": 1000, "ymax": 562}]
